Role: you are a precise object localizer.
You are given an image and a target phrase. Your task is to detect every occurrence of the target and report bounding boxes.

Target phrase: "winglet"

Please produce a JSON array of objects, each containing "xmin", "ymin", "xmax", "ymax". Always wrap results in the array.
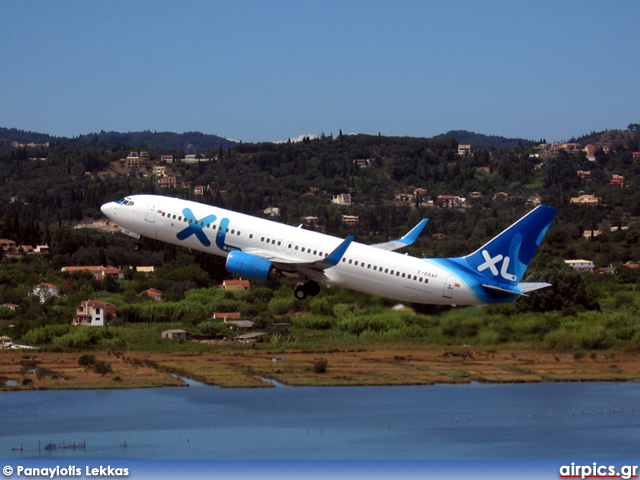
[
  {"xmin": 371, "ymin": 219, "xmax": 429, "ymax": 251},
  {"xmin": 313, "ymin": 236, "xmax": 354, "ymax": 269},
  {"xmin": 398, "ymin": 218, "xmax": 429, "ymax": 246}
]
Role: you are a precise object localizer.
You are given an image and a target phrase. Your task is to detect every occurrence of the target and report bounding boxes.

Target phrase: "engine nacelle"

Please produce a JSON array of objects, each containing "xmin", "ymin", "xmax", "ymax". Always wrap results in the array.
[{"xmin": 225, "ymin": 250, "xmax": 280, "ymax": 282}]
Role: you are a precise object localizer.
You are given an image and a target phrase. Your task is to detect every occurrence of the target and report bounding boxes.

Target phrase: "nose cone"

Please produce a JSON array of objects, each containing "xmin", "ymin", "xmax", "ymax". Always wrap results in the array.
[{"xmin": 100, "ymin": 201, "xmax": 117, "ymax": 219}]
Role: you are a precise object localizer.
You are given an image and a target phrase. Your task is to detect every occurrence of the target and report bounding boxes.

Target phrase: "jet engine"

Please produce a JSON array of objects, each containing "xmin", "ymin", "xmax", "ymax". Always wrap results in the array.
[{"xmin": 225, "ymin": 251, "xmax": 281, "ymax": 282}]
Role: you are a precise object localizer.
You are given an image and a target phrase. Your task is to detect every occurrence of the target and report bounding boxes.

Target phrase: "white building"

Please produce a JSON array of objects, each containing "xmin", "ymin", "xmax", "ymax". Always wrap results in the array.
[{"xmin": 564, "ymin": 260, "xmax": 595, "ymax": 273}]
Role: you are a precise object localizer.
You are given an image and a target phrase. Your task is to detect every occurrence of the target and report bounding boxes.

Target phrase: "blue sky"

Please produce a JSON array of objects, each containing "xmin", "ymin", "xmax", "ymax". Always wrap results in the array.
[{"xmin": 1, "ymin": 0, "xmax": 638, "ymax": 143}]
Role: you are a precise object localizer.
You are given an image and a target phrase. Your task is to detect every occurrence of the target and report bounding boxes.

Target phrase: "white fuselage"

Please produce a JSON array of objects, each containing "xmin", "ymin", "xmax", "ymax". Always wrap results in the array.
[{"xmin": 101, "ymin": 194, "xmax": 479, "ymax": 305}]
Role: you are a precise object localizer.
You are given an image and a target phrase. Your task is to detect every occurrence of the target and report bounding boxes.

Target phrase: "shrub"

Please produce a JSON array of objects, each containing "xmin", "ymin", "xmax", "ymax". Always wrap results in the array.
[
  {"xmin": 94, "ymin": 361, "xmax": 112, "ymax": 376},
  {"xmin": 78, "ymin": 354, "xmax": 96, "ymax": 367},
  {"xmin": 313, "ymin": 359, "xmax": 328, "ymax": 373}
]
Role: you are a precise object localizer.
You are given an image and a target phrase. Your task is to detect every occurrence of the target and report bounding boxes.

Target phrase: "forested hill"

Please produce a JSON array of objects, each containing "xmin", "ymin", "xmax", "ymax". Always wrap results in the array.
[
  {"xmin": 0, "ymin": 127, "xmax": 235, "ymax": 153},
  {"xmin": 432, "ymin": 130, "xmax": 536, "ymax": 147}
]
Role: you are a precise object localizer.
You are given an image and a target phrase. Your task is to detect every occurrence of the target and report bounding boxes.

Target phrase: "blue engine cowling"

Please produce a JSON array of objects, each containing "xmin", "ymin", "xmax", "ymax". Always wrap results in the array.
[{"xmin": 225, "ymin": 251, "xmax": 280, "ymax": 282}]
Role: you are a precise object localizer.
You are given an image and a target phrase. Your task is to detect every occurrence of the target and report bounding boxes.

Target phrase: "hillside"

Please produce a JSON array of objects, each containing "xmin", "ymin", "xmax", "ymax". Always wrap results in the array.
[
  {"xmin": 432, "ymin": 130, "xmax": 536, "ymax": 147},
  {"xmin": 0, "ymin": 127, "xmax": 235, "ymax": 153}
]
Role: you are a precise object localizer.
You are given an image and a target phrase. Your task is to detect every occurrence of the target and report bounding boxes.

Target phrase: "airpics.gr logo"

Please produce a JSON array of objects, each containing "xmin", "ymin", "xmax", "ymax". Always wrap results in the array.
[
  {"xmin": 176, "ymin": 208, "xmax": 217, "ymax": 247},
  {"xmin": 477, "ymin": 249, "xmax": 517, "ymax": 282}
]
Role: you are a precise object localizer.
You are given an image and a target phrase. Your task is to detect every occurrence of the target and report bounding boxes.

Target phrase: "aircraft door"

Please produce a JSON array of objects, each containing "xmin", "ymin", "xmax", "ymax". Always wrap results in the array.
[
  {"xmin": 443, "ymin": 275, "xmax": 456, "ymax": 299},
  {"xmin": 145, "ymin": 204, "xmax": 157, "ymax": 223}
]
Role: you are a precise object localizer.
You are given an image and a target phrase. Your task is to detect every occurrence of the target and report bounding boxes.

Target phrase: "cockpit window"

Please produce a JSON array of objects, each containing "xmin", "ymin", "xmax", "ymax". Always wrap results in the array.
[{"xmin": 118, "ymin": 198, "xmax": 135, "ymax": 206}]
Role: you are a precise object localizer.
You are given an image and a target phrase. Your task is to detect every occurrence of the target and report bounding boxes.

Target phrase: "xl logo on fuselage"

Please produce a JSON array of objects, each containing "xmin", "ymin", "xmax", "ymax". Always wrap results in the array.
[
  {"xmin": 477, "ymin": 250, "xmax": 517, "ymax": 282},
  {"xmin": 176, "ymin": 208, "xmax": 217, "ymax": 247},
  {"xmin": 176, "ymin": 208, "xmax": 239, "ymax": 252}
]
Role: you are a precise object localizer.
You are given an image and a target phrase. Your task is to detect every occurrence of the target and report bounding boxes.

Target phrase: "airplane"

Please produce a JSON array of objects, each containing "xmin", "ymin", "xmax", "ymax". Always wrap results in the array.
[{"xmin": 100, "ymin": 194, "xmax": 556, "ymax": 306}]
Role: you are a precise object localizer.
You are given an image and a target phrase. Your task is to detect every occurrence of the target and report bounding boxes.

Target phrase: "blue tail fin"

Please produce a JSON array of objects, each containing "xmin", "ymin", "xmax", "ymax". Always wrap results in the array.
[{"xmin": 459, "ymin": 205, "xmax": 557, "ymax": 286}]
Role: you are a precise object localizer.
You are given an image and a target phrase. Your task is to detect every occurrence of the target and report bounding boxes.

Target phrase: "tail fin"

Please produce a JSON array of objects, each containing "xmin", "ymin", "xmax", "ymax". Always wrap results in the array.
[{"xmin": 460, "ymin": 205, "xmax": 557, "ymax": 287}]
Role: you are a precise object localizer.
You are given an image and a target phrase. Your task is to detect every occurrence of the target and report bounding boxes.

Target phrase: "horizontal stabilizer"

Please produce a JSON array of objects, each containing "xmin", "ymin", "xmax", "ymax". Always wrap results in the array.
[
  {"xmin": 482, "ymin": 284, "xmax": 527, "ymax": 297},
  {"xmin": 518, "ymin": 282, "xmax": 552, "ymax": 293},
  {"xmin": 372, "ymin": 219, "xmax": 429, "ymax": 251}
]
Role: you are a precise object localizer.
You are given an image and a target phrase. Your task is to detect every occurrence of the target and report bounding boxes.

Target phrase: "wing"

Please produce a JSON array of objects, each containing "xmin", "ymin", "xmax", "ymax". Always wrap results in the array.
[
  {"xmin": 243, "ymin": 236, "xmax": 354, "ymax": 279},
  {"xmin": 371, "ymin": 219, "xmax": 429, "ymax": 251}
]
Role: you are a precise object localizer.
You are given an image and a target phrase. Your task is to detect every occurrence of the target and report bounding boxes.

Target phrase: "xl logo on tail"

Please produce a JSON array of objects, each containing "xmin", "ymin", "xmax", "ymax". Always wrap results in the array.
[{"xmin": 477, "ymin": 250, "xmax": 517, "ymax": 282}]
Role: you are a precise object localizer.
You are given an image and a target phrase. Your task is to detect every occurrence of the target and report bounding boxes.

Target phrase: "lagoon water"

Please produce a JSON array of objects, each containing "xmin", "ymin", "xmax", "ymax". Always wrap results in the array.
[{"xmin": 1, "ymin": 380, "xmax": 639, "ymax": 460}]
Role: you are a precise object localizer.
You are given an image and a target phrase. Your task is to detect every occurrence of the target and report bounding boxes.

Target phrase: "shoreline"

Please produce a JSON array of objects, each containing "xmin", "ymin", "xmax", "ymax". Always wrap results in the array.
[{"xmin": 2, "ymin": 346, "xmax": 639, "ymax": 390}]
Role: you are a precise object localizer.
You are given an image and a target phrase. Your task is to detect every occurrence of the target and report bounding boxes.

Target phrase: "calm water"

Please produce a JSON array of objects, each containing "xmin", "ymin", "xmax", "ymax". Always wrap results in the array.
[{"xmin": 1, "ymin": 380, "xmax": 639, "ymax": 460}]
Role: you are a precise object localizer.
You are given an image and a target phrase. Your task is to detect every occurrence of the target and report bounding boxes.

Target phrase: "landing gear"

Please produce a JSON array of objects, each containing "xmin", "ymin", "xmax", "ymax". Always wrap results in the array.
[
  {"xmin": 132, "ymin": 243, "xmax": 141, "ymax": 252},
  {"xmin": 294, "ymin": 281, "xmax": 320, "ymax": 300}
]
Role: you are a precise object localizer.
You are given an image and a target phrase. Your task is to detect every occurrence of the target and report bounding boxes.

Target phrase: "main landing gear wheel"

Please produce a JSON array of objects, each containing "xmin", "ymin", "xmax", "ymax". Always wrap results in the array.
[
  {"xmin": 294, "ymin": 281, "xmax": 321, "ymax": 300},
  {"xmin": 132, "ymin": 243, "xmax": 141, "ymax": 252}
]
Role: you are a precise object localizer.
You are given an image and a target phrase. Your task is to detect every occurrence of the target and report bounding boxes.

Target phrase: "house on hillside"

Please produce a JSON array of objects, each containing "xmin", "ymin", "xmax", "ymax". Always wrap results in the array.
[
  {"xmin": 395, "ymin": 193, "xmax": 414, "ymax": 203},
  {"xmin": 153, "ymin": 165, "xmax": 166, "ymax": 176},
  {"xmin": 341, "ymin": 215, "xmax": 359, "ymax": 224},
  {"xmin": 135, "ymin": 266, "xmax": 155, "ymax": 275},
  {"xmin": 577, "ymin": 170, "xmax": 591, "ymax": 181},
  {"xmin": 610, "ymin": 175, "xmax": 625, "ymax": 187},
  {"xmin": 353, "ymin": 158, "xmax": 371, "ymax": 168},
  {"xmin": 225, "ymin": 320, "xmax": 255, "ymax": 330},
  {"xmin": 564, "ymin": 260, "xmax": 595, "ymax": 273},
  {"xmin": 221, "ymin": 279, "xmax": 250, "ymax": 291},
  {"xmin": 31, "ymin": 283, "xmax": 59, "ymax": 303},
  {"xmin": 332, "ymin": 193, "xmax": 352, "ymax": 206},
  {"xmin": 0, "ymin": 239, "xmax": 19, "ymax": 257},
  {"xmin": 73, "ymin": 301, "xmax": 117, "ymax": 327},
  {"xmin": 161, "ymin": 329, "xmax": 189, "ymax": 342},
  {"xmin": 62, "ymin": 266, "xmax": 123, "ymax": 281},
  {"xmin": 234, "ymin": 332, "xmax": 268, "ymax": 344},
  {"xmin": 139, "ymin": 288, "xmax": 163, "ymax": 302},
  {"xmin": 570, "ymin": 194, "xmax": 600, "ymax": 205},
  {"xmin": 436, "ymin": 195, "xmax": 465, "ymax": 208},
  {"xmin": 458, "ymin": 144, "xmax": 471, "ymax": 156},
  {"xmin": 213, "ymin": 312, "xmax": 242, "ymax": 321},
  {"xmin": 157, "ymin": 176, "xmax": 177, "ymax": 189},
  {"xmin": 263, "ymin": 207, "xmax": 280, "ymax": 217}
]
